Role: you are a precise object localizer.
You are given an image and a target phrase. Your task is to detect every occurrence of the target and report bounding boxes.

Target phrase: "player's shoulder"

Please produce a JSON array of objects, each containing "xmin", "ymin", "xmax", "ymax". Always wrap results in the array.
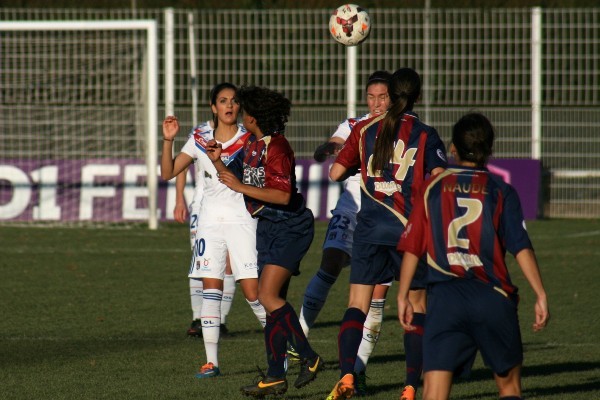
[
  {"xmin": 189, "ymin": 121, "xmax": 213, "ymax": 139},
  {"xmin": 356, "ymin": 113, "xmax": 384, "ymax": 134},
  {"xmin": 406, "ymin": 112, "xmax": 439, "ymax": 136},
  {"xmin": 265, "ymin": 133, "xmax": 293, "ymax": 154}
]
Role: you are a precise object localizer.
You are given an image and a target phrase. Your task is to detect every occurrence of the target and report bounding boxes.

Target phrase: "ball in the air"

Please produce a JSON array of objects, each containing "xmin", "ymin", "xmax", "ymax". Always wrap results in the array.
[{"xmin": 329, "ymin": 4, "xmax": 371, "ymax": 46}]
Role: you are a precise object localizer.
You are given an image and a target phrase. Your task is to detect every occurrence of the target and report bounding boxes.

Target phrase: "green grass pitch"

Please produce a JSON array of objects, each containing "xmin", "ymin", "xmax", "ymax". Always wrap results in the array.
[{"xmin": 1, "ymin": 219, "xmax": 599, "ymax": 399}]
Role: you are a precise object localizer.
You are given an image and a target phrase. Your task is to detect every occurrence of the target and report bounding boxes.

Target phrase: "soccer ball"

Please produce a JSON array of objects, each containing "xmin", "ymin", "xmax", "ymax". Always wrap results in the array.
[{"xmin": 329, "ymin": 4, "xmax": 371, "ymax": 46}]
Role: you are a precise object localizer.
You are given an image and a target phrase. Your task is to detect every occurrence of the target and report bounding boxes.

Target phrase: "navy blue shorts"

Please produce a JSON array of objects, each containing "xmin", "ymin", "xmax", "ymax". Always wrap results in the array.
[
  {"xmin": 423, "ymin": 279, "xmax": 523, "ymax": 377},
  {"xmin": 256, "ymin": 208, "xmax": 315, "ymax": 276},
  {"xmin": 350, "ymin": 242, "xmax": 427, "ymax": 288}
]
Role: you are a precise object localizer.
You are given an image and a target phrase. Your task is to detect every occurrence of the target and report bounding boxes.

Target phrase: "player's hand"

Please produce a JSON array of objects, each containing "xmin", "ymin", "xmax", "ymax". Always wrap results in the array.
[
  {"xmin": 314, "ymin": 141, "xmax": 342, "ymax": 162},
  {"xmin": 397, "ymin": 297, "xmax": 416, "ymax": 331},
  {"xmin": 205, "ymin": 139, "xmax": 223, "ymax": 162},
  {"xmin": 162, "ymin": 115, "xmax": 179, "ymax": 140},
  {"xmin": 173, "ymin": 200, "xmax": 188, "ymax": 223},
  {"xmin": 217, "ymin": 170, "xmax": 243, "ymax": 192},
  {"xmin": 533, "ymin": 296, "xmax": 550, "ymax": 332}
]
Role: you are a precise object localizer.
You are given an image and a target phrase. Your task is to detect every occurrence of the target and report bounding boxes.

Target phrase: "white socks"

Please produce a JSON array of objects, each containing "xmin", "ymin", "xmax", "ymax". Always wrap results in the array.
[
  {"xmin": 201, "ymin": 288, "xmax": 222, "ymax": 366},
  {"xmin": 246, "ymin": 298, "xmax": 267, "ymax": 328},
  {"xmin": 355, "ymin": 298, "xmax": 386, "ymax": 373},
  {"xmin": 190, "ymin": 278, "xmax": 203, "ymax": 320},
  {"xmin": 220, "ymin": 274, "xmax": 236, "ymax": 324}
]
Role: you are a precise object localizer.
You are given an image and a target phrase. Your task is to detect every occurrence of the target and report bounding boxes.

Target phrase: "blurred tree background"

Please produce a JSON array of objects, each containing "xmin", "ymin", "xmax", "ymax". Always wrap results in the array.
[{"xmin": 2, "ymin": 0, "xmax": 598, "ymax": 8}]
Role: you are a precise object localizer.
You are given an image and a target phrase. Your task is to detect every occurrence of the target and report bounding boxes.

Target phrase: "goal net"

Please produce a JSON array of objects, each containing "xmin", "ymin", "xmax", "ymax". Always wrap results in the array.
[{"xmin": 0, "ymin": 20, "xmax": 158, "ymax": 228}]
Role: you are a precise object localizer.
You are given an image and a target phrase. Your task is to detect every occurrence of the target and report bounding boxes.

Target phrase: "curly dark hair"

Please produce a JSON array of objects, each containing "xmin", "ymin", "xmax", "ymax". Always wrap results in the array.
[{"xmin": 237, "ymin": 85, "xmax": 291, "ymax": 136}]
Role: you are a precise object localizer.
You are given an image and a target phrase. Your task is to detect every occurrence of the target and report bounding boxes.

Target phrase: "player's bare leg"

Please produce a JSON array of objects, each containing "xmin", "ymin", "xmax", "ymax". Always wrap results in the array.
[
  {"xmin": 421, "ymin": 370, "xmax": 453, "ymax": 400},
  {"xmin": 493, "ymin": 364, "xmax": 522, "ymax": 399}
]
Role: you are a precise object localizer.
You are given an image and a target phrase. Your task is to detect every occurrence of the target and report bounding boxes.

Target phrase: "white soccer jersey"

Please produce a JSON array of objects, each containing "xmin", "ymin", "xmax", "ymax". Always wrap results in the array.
[
  {"xmin": 182, "ymin": 122, "xmax": 258, "ymax": 280},
  {"xmin": 330, "ymin": 113, "xmax": 372, "ymax": 214},
  {"xmin": 181, "ymin": 123, "xmax": 254, "ymax": 224}
]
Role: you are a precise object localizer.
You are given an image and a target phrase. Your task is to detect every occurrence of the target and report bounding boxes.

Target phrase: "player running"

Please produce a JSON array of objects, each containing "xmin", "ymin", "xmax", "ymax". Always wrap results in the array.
[
  {"xmin": 397, "ymin": 112, "xmax": 550, "ymax": 400},
  {"xmin": 206, "ymin": 85, "xmax": 323, "ymax": 398},
  {"xmin": 326, "ymin": 68, "xmax": 447, "ymax": 400},
  {"xmin": 161, "ymin": 82, "xmax": 266, "ymax": 379},
  {"xmin": 296, "ymin": 70, "xmax": 393, "ymax": 396}
]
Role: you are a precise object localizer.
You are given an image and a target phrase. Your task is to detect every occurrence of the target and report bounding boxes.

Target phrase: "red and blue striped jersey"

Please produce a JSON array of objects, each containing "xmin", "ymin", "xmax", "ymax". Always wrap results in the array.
[
  {"xmin": 241, "ymin": 132, "xmax": 305, "ymax": 222},
  {"xmin": 335, "ymin": 111, "xmax": 447, "ymax": 245},
  {"xmin": 398, "ymin": 166, "xmax": 533, "ymax": 296}
]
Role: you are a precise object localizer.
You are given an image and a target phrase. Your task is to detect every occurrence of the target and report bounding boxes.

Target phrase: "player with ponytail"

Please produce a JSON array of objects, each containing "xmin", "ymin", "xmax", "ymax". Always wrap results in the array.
[
  {"xmin": 326, "ymin": 68, "xmax": 447, "ymax": 400},
  {"xmin": 397, "ymin": 113, "xmax": 549, "ymax": 400}
]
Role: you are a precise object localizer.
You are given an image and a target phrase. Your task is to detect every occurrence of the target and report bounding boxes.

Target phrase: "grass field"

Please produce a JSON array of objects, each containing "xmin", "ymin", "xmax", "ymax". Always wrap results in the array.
[{"xmin": 1, "ymin": 219, "xmax": 599, "ymax": 399}]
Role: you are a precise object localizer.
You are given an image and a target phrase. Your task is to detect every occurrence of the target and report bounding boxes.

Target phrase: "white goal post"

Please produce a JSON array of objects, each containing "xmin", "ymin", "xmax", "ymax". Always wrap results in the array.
[{"xmin": 0, "ymin": 20, "xmax": 159, "ymax": 229}]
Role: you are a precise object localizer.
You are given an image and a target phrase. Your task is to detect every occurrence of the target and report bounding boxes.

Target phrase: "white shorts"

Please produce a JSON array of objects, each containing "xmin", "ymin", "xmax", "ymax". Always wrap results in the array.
[
  {"xmin": 188, "ymin": 220, "xmax": 258, "ymax": 281},
  {"xmin": 322, "ymin": 209, "xmax": 356, "ymax": 257}
]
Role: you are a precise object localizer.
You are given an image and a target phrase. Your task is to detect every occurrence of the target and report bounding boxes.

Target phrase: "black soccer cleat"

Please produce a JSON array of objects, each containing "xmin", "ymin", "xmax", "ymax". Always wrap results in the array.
[
  {"xmin": 294, "ymin": 354, "xmax": 324, "ymax": 389},
  {"xmin": 186, "ymin": 319, "xmax": 202, "ymax": 337},
  {"xmin": 241, "ymin": 373, "xmax": 288, "ymax": 398}
]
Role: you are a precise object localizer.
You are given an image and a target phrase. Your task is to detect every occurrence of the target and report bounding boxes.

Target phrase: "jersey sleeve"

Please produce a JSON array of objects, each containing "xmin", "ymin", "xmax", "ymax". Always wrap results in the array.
[
  {"xmin": 424, "ymin": 127, "xmax": 448, "ymax": 172},
  {"xmin": 397, "ymin": 183, "xmax": 428, "ymax": 256},
  {"xmin": 331, "ymin": 118, "xmax": 352, "ymax": 141},
  {"xmin": 180, "ymin": 136, "xmax": 197, "ymax": 159},
  {"xmin": 264, "ymin": 140, "xmax": 293, "ymax": 193},
  {"xmin": 500, "ymin": 185, "xmax": 533, "ymax": 256},
  {"xmin": 334, "ymin": 124, "xmax": 361, "ymax": 170}
]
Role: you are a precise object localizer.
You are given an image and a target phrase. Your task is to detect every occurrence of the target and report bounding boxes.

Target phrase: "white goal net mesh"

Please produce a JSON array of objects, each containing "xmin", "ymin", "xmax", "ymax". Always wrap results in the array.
[{"xmin": 0, "ymin": 21, "xmax": 157, "ymax": 227}]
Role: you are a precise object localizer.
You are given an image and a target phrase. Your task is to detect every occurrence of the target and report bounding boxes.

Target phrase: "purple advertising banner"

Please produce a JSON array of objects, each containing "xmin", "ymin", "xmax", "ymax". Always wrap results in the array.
[{"xmin": 0, "ymin": 158, "xmax": 540, "ymax": 222}]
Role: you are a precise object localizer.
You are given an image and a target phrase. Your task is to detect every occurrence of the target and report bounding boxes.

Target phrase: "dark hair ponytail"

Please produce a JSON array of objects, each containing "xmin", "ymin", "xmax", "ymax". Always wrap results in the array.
[
  {"xmin": 371, "ymin": 68, "xmax": 421, "ymax": 174},
  {"xmin": 209, "ymin": 82, "xmax": 237, "ymax": 129},
  {"xmin": 451, "ymin": 113, "xmax": 495, "ymax": 167}
]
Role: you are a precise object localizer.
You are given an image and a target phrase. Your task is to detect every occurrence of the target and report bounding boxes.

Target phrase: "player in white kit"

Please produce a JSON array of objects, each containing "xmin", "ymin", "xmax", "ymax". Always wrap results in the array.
[
  {"xmin": 296, "ymin": 71, "xmax": 392, "ymax": 395},
  {"xmin": 161, "ymin": 83, "xmax": 266, "ymax": 379},
  {"xmin": 174, "ymin": 129, "xmax": 236, "ymax": 338}
]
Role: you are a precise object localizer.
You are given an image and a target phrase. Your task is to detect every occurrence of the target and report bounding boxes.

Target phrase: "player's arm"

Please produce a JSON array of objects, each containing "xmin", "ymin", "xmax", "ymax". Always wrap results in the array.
[
  {"xmin": 329, "ymin": 122, "xmax": 361, "ymax": 181},
  {"xmin": 161, "ymin": 116, "xmax": 193, "ymax": 180},
  {"xmin": 173, "ymin": 168, "xmax": 189, "ymax": 223},
  {"xmin": 515, "ymin": 248, "xmax": 550, "ymax": 332},
  {"xmin": 396, "ymin": 251, "xmax": 420, "ymax": 331},
  {"xmin": 219, "ymin": 176, "xmax": 291, "ymax": 205}
]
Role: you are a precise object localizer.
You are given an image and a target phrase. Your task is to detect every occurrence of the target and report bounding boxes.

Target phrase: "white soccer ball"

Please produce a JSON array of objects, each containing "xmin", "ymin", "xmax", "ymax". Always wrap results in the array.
[{"xmin": 329, "ymin": 4, "xmax": 371, "ymax": 46}]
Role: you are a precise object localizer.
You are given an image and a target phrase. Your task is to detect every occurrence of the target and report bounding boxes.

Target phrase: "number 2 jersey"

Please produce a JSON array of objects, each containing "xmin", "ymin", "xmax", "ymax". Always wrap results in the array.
[
  {"xmin": 334, "ymin": 111, "xmax": 447, "ymax": 246},
  {"xmin": 398, "ymin": 166, "xmax": 533, "ymax": 297}
]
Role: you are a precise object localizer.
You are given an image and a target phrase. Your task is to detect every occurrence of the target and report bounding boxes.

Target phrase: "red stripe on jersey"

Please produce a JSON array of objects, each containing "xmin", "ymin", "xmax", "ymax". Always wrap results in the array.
[{"xmin": 492, "ymin": 190, "xmax": 512, "ymax": 293}]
